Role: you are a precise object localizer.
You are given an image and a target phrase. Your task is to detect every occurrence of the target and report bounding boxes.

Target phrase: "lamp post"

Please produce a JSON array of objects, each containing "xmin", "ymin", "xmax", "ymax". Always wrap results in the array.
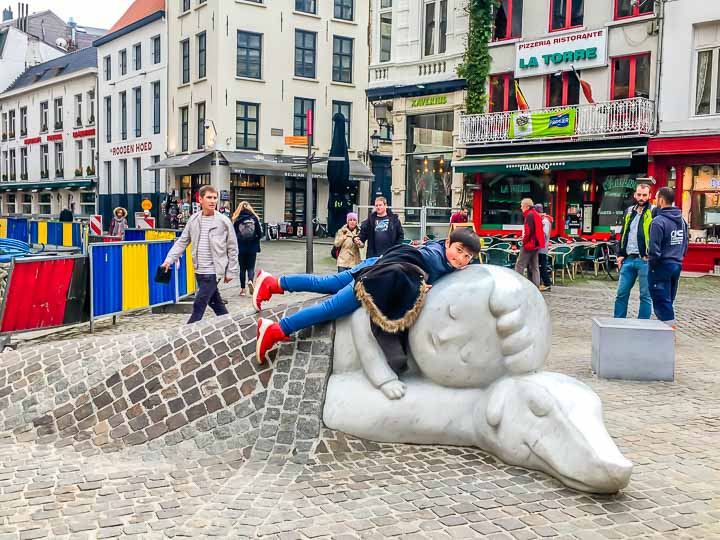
[{"xmin": 204, "ymin": 119, "xmax": 220, "ymax": 194}]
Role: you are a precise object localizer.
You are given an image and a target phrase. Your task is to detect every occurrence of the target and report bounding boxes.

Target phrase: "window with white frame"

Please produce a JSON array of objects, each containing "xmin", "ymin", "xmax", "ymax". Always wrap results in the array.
[
  {"xmin": 40, "ymin": 145, "xmax": 49, "ymax": 177},
  {"xmin": 423, "ymin": 0, "xmax": 448, "ymax": 57},
  {"xmin": 54, "ymin": 143, "xmax": 64, "ymax": 177},
  {"xmin": 134, "ymin": 157, "xmax": 142, "ymax": 194},
  {"xmin": 22, "ymin": 194, "xmax": 31, "ymax": 214},
  {"xmin": 76, "ymin": 141, "xmax": 83, "ymax": 174},
  {"xmin": 87, "ymin": 90, "xmax": 95, "ymax": 124},
  {"xmin": 40, "ymin": 101, "xmax": 48, "ymax": 132},
  {"xmin": 695, "ymin": 46, "xmax": 720, "ymax": 116},
  {"xmin": 379, "ymin": 1, "xmax": 392, "ymax": 63},
  {"xmin": 8, "ymin": 110, "xmax": 15, "ymax": 138},
  {"xmin": 20, "ymin": 148, "xmax": 27, "ymax": 179},
  {"xmin": 152, "ymin": 35, "xmax": 161, "ymax": 64},
  {"xmin": 20, "ymin": 107, "xmax": 27, "ymax": 136},
  {"xmin": 54, "ymin": 98, "xmax": 63, "ymax": 130},
  {"xmin": 6, "ymin": 194, "xmax": 16, "ymax": 213},
  {"xmin": 75, "ymin": 94, "xmax": 83, "ymax": 126},
  {"xmin": 9, "ymin": 149, "xmax": 15, "ymax": 180},
  {"xmin": 133, "ymin": 43, "xmax": 142, "ymax": 70},
  {"xmin": 80, "ymin": 192, "xmax": 95, "ymax": 215},
  {"xmin": 119, "ymin": 49, "xmax": 127, "ymax": 75},
  {"xmin": 1, "ymin": 112, "xmax": 6, "ymax": 138},
  {"xmin": 39, "ymin": 193, "xmax": 52, "ymax": 215},
  {"xmin": 89, "ymin": 138, "xmax": 96, "ymax": 175},
  {"xmin": 105, "ymin": 161, "xmax": 112, "ymax": 195},
  {"xmin": 1, "ymin": 151, "xmax": 7, "ymax": 180}
]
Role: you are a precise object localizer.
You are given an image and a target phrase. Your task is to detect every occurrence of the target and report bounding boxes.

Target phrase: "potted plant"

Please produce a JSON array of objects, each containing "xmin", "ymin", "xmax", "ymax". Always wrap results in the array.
[
  {"xmin": 1, "ymin": 174, "xmax": 7, "ymax": 182},
  {"xmin": 88, "ymin": 115, "xmax": 95, "ymax": 125},
  {"xmin": 20, "ymin": 173, "xmax": 28, "ymax": 180},
  {"xmin": 54, "ymin": 121, "xmax": 63, "ymax": 130},
  {"xmin": 1, "ymin": 133, "xmax": 6, "ymax": 141},
  {"xmin": 8, "ymin": 131, "xmax": 14, "ymax": 139},
  {"xmin": 74, "ymin": 168, "xmax": 83, "ymax": 177},
  {"xmin": 41, "ymin": 124, "xmax": 48, "ymax": 132},
  {"xmin": 20, "ymin": 129, "xmax": 26, "ymax": 137},
  {"xmin": 76, "ymin": 116, "xmax": 82, "ymax": 127},
  {"xmin": 55, "ymin": 168, "xmax": 63, "ymax": 178},
  {"xmin": 86, "ymin": 165, "xmax": 95, "ymax": 176}
]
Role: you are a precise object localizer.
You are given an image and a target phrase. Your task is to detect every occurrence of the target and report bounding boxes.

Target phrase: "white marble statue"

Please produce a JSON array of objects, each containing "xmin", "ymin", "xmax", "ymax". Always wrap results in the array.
[{"xmin": 324, "ymin": 265, "xmax": 633, "ymax": 494}]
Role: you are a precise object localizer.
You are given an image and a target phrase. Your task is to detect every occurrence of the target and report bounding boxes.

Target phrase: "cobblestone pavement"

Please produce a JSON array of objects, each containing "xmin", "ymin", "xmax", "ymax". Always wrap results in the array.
[{"xmin": 0, "ymin": 243, "xmax": 719, "ymax": 539}]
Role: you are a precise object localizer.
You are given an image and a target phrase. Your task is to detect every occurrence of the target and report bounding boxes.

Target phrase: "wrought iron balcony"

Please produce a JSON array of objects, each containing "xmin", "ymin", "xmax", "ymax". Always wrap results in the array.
[{"xmin": 458, "ymin": 97, "xmax": 656, "ymax": 147}]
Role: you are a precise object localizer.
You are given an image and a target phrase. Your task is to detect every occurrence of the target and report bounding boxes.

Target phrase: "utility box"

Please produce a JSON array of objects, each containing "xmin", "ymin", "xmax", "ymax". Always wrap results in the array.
[{"xmin": 591, "ymin": 317, "xmax": 675, "ymax": 382}]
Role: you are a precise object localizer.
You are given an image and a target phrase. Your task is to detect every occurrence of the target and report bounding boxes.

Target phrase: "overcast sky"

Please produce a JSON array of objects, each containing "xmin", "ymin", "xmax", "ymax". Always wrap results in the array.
[{"xmin": 13, "ymin": 0, "xmax": 135, "ymax": 30}]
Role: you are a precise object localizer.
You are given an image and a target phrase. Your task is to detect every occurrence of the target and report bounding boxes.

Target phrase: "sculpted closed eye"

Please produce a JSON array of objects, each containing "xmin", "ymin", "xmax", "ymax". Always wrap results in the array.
[{"xmin": 448, "ymin": 304, "xmax": 459, "ymax": 320}]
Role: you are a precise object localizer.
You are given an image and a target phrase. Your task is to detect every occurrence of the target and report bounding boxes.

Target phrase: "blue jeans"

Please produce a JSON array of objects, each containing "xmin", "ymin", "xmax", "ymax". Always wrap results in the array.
[
  {"xmin": 279, "ymin": 258, "xmax": 378, "ymax": 335},
  {"xmin": 648, "ymin": 261, "xmax": 682, "ymax": 322},
  {"xmin": 613, "ymin": 257, "xmax": 651, "ymax": 319}
]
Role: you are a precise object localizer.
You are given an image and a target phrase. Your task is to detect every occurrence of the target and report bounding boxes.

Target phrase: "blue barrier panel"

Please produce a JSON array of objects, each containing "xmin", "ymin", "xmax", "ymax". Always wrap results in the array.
[
  {"xmin": 47, "ymin": 222, "xmax": 63, "ymax": 246},
  {"xmin": 147, "ymin": 241, "xmax": 176, "ymax": 305},
  {"xmin": 124, "ymin": 229, "xmax": 145, "ymax": 242},
  {"xmin": 91, "ymin": 244, "xmax": 123, "ymax": 317},
  {"xmin": 72, "ymin": 223, "xmax": 82, "ymax": 247},
  {"xmin": 177, "ymin": 249, "xmax": 188, "ymax": 297},
  {"xmin": 29, "ymin": 221, "xmax": 38, "ymax": 244},
  {"xmin": 8, "ymin": 218, "xmax": 28, "ymax": 242}
]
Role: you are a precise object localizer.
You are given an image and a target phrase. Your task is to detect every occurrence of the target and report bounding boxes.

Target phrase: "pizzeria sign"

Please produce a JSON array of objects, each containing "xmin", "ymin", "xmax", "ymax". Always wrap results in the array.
[{"xmin": 514, "ymin": 28, "xmax": 608, "ymax": 78}]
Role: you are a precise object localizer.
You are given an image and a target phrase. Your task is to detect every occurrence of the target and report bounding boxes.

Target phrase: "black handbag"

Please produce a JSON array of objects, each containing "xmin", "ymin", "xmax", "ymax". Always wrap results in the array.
[{"xmin": 154, "ymin": 265, "xmax": 172, "ymax": 284}]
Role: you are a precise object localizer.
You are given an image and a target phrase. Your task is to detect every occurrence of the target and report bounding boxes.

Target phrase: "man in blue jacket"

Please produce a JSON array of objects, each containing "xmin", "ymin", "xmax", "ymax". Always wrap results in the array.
[{"xmin": 648, "ymin": 187, "xmax": 689, "ymax": 328}]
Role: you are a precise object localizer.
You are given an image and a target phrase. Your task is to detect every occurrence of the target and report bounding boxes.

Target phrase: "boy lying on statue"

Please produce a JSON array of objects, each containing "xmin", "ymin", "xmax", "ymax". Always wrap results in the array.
[{"xmin": 252, "ymin": 227, "xmax": 482, "ymax": 389}]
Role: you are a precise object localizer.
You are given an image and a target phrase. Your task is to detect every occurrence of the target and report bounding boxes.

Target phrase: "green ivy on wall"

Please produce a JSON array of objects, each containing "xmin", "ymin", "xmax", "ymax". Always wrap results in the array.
[{"xmin": 457, "ymin": 0, "xmax": 498, "ymax": 114}]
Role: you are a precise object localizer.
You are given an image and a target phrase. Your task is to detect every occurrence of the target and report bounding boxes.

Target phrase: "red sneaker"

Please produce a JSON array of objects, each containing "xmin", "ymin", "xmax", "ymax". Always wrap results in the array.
[
  {"xmin": 252, "ymin": 270, "xmax": 284, "ymax": 312},
  {"xmin": 256, "ymin": 318, "xmax": 290, "ymax": 364}
]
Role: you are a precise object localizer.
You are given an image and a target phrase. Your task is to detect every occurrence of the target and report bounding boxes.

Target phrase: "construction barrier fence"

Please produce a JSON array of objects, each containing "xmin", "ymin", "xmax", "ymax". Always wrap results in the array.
[
  {"xmin": 123, "ymin": 228, "xmax": 181, "ymax": 242},
  {"xmin": 0, "ymin": 254, "xmax": 89, "ymax": 334},
  {"xmin": 29, "ymin": 220, "xmax": 85, "ymax": 249},
  {"xmin": 89, "ymin": 240, "xmax": 196, "ymax": 328}
]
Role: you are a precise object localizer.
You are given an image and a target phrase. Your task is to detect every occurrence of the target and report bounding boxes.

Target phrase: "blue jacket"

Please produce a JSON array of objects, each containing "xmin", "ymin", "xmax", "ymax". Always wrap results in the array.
[
  {"xmin": 417, "ymin": 240, "xmax": 454, "ymax": 284},
  {"xmin": 648, "ymin": 206, "xmax": 688, "ymax": 267}
]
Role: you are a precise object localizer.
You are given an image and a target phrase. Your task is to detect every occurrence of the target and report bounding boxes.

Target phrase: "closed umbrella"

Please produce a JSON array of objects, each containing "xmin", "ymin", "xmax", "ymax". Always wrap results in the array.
[{"xmin": 326, "ymin": 112, "xmax": 356, "ymax": 236}]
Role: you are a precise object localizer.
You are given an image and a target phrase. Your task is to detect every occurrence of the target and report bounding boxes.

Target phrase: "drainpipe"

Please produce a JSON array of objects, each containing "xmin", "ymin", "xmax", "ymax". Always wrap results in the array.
[{"xmin": 653, "ymin": 0, "xmax": 665, "ymax": 136}]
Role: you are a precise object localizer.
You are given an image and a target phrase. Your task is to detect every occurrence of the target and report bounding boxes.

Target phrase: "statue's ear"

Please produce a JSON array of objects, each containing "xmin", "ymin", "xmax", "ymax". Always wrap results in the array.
[{"xmin": 486, "ymin": 378, "xmax": 512, "ymax": 427}]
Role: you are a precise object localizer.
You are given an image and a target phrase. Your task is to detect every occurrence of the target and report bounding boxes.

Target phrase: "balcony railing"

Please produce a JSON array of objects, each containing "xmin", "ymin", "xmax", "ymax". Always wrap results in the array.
[{"xmin": 458, "ymin": 97, "xmax": 656, "ymax": 147}]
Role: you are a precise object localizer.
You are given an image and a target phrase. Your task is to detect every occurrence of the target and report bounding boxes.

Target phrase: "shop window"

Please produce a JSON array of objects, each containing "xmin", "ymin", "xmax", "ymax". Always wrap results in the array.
[
  {"xmin": 682, "ymin": 165, "xmax": 720, "ymax": 242},
  {"xmin": 550, "ymin": 0, "xmax": 583, "ymax": 31},
  {"xmin": 615, "ymin": 0, "xmax": 653, "ymax": 20},
  {"xmin": 480, "ymin": 172, "xmax": 552, "ymax": 228},
  {"xmin": 489, "ymin": 73, "xmax": 518, "ymax": 112},
  {"xmin": 231, "ymin": 174, "xmax": 265, "ymax": 221},
  {"xmin": 423, "ymin": 0, "xmax": 448, "ymax": 56},
  {"xmin": 284, "ymin": 177, "xmax": 317, "ymax": 225},
  {"xmin": 546, "ymin": 72, "xmax": 580, "ymax": 107},
  {"xmin": 493, "ymin": 0, "xmax": 523, "ymax": 41},
  {"xmin": 22, "ymin": 194, "xmax": 32, "ymax": 214},
  {"xmin": 39, "ymin": 193, "xmax": 52, "ymax": 215},
  {"xmin": 379, "ymin": 6, "xmax": 392, "ymax": 63},
  {"xmin": 594, "ymin": 174, "xmax": 637, "ymax": 231},
  {"xmin": 406, "ymin": 112, "xmax": 453, "ymax": 154},
  {"xmin": 80, "ymin": 192, "xmax": 96, "ymax": 216},
  {"xmin": 694, "ymin": 47, "xmax": 720, "ymax": 116},
  {"xmin": 612, "ymin": 53, "xmax": 651, "ymax": 100}
]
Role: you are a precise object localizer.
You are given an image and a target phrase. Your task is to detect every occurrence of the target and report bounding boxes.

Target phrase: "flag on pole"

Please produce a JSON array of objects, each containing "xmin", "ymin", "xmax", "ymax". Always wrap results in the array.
[
  {"xmin": 514, "ymin": 80, "xmax": 529, "ymax": 111},
  {"xmin": 572, "ymin": 67, "xmax": 595, "ymax": 104}
]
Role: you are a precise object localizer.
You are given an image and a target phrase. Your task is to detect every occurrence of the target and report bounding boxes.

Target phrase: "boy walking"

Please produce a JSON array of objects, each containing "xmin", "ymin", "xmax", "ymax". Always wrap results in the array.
[
  {"xmin": 252, "ymin": 228, "xmax": 481, "ymax": 364},
  {"xmin": 162, "ymin": 186, "xmax": 239, "ymax": 323}
]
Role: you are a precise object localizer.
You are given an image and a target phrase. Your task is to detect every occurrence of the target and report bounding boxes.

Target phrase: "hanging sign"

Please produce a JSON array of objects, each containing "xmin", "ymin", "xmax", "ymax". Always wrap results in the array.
[
  {"xmin": 515, "ymin": 28, "xmax": 608, "ymax": 78},
  {"xmin": 509, "ymin": 109, "xmax": 577, "ymax": 139}
]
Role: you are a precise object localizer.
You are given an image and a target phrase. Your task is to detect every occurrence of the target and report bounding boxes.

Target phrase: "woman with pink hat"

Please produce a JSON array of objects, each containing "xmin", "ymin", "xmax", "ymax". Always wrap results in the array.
[{"xmin": 333, "ymin": 212, "xmax": 362, "ymax": 272}]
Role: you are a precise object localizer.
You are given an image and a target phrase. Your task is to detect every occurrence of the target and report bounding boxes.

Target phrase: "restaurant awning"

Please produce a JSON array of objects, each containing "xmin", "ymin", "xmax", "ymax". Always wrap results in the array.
[
  {"xmin": 452, "ymin": 147, "xmax": 643, "ymax": 173},
  {"xmin": 0, "ymin": 179, "xmax": 96, "ymax": 191},
  {"xmin": 145, "ymin": 152, "xmax": 211, "ymax": 170},
  {"xmin": 223, "ymin": 151, "xmax": 374, "ymax": 181}
]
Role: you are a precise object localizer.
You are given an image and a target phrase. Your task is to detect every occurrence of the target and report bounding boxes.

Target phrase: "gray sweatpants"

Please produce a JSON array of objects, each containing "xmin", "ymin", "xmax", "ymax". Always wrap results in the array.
[{"xmin": 515, "ymin": 248, "xmax": 540, "ymax": 287}]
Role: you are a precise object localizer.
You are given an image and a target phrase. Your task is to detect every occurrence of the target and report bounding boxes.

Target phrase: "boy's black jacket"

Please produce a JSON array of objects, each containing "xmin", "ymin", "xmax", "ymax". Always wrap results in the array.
[{"xmin": 351, "ymin": 244, "xmax": 428, "ymax": 333}]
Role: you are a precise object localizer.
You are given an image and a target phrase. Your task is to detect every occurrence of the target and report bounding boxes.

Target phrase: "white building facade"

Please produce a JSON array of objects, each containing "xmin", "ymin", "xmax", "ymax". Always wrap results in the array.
[
  {"xmin": 93, "ymin": 7, "xmax": 167, "ymax": 228},
  {"xmin": 647, "ymin": 0, "xmax": 720, "ymax": 273},
  {"xmin": 367, "ymin": 0, "xmax": 470, "ymax": 231},
  {"xmin": 0, "ymin": 25, "xmax": 64, "ymax": 93},
  {"xmin": 160, "ymin": 0, "xmax": 371, "ymax": 232},
  {"xmin": 0, "ymin": 47, "xmax": 98, "ymax": 217}
]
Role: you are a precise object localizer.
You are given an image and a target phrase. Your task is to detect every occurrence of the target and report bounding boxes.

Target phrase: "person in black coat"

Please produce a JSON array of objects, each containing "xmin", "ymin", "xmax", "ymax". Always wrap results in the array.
[
  {"xmin": 357, "ymin": 196, "xmax": 404, "ymax": 258},
  {"xmin": 231, "ymin": 201, "xmax": 262, "ymax": 296},
  {"xmin": 58, "ymin": 208, "xmax": 73, "ymax": 222}
]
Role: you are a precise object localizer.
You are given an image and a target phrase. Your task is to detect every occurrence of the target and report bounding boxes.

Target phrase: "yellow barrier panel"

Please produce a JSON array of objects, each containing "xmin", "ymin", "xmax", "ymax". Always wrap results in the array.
[
  {"xmin": 62, "ymin": 223, "xmax": 73, "ymax": 246},
  {"xmin": 38, "ymin": 221, "xmax": 48, "ymax": 245},
  {"xmin": 185, "ymin": 246, "xmax": 196, "ymax": 294},
  {"xmin": 146, "ymin": 230, "xmax": 177, "ymax": 241},
  {"xmin": 0, "ymin": 219, "xmax": 6, "ymax": 239},
  {"xmin": 121, "ymin": 243, "xmax": 150, "ymax": 311}
]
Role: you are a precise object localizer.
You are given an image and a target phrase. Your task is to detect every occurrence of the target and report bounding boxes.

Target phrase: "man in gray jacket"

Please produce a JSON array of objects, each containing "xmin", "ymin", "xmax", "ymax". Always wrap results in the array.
[{"xmin": 162, "ymin": 186, "xmax": 239, "ymax": 323}]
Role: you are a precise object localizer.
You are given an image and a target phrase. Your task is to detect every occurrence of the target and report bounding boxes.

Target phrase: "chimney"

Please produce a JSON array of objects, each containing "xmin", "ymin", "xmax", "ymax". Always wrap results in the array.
[{"xmin": 3, "ymin": 5, "xmax": 13, "ymax": 22}]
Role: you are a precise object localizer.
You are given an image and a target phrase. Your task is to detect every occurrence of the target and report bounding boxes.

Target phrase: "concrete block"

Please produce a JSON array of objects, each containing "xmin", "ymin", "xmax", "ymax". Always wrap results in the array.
[{"xmin": 591, "ymin": 318, "xmax": 675, "ymax": 381}]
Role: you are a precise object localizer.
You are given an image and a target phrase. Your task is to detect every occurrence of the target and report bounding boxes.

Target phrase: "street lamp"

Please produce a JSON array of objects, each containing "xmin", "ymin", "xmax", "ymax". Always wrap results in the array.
[
  {"xmin": 370, "ymin": 130, "xmax": 381, "ymax": 152},
  {"xmin": 204, "ymin": 119, "xmax": 220, "ymax": 193}
]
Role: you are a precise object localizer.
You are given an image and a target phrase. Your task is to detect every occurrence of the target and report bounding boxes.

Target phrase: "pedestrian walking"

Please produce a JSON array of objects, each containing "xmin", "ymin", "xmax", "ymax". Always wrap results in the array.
[
  {"xmin": 232, "ymin": 201, "xmax": 262, "ymax": 296},
  {"xmin": 59, "ymin": 208, "xmax": 73, "ymax": 222},
  {"xmin": 108, "ymin": 207, "xmax": 128, "ymax": 237},
  {"xmin": 534, "ymin": 203, "xmax": 553, "ymax": 292},
  {"xmin": 514, "ymin": 198, "xmax": 545, "ymax": 287},
  {"xmin": 357, "ymin": 196, "xmax": 404, "ymax": 258},
  {"xmin": 648, "ymin": 187, "xmax": 688, "ymax": 328},
  {"xmin": 161, "ymin": 186, "xmax": 239, "ymax": 324},
  {"xmin": 613, "ymin": 183, "xmax": 653, "ymax": 319},
  {"xmin": 334, "ymin": 212, "xmax": 361, "ymax": 272}
]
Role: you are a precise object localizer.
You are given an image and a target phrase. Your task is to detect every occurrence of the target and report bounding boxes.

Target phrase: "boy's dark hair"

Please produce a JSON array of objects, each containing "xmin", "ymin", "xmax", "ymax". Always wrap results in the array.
[
  {"xmin": 657, "ymin": 187, "xmax": 675, "ymax": 205},
  {"xmin": 448, "ymin": 227, "xmax": 481, "ymax": 255}
]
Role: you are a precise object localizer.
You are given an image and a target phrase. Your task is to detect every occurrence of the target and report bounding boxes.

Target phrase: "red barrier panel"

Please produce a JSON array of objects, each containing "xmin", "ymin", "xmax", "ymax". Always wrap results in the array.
[{"xmin": 0, "ymin": 255, "xmax": 89, "ymax": 333}]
